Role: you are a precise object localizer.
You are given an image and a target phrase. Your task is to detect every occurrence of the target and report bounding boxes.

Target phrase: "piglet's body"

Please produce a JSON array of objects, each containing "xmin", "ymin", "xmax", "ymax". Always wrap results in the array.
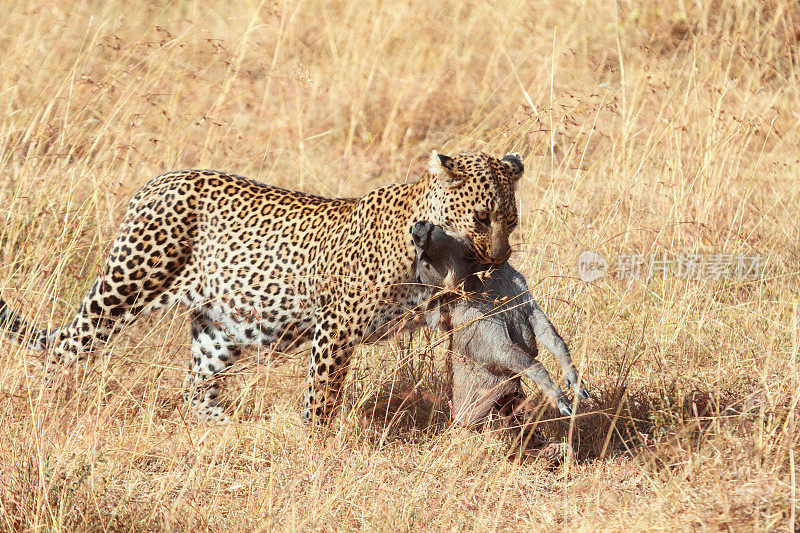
[
  {"xmin": 412, "ymin": 221, "xmax": 589, "ymax": 425},
  {"xmin": 450, "ymin": 352, "xmax": 522, "ymax": 426}
]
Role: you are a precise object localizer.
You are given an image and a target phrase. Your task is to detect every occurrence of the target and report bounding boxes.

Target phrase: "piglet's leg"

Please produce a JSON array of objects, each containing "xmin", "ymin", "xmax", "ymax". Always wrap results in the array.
[
  {"xmin": 481, "ymin": 338, "xmax": 574, "ymax": 417},
  {"xmin": 528, "ymin": 302, "xmax": 590, "ymax": 400},
  {"xmin": 524, "ymin": 359, "xmax": 573, "ymax": 417}
]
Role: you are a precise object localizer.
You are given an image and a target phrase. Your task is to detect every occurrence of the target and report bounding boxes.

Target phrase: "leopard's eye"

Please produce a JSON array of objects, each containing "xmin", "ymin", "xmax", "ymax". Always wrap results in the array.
[
  {"xmin": 507, "ymin": 213, "xmax": 518, "ymax": 229},
  {"xmin": 474, "ymin": 210, "xmax": 491, "ymax": 227}
]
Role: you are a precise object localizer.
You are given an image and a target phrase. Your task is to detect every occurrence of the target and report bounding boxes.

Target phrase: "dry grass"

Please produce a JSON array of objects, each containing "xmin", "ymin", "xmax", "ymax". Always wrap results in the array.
[{"xmin": 1, "ymin": 0, "xmax": 799, "ymax": 530}]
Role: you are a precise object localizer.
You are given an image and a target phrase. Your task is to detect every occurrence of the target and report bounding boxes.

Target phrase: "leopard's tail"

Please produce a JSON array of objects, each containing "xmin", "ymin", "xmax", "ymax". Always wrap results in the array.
[{"xmin": 0, "ymin": 295, "xmax": 50, "ymax": 351}]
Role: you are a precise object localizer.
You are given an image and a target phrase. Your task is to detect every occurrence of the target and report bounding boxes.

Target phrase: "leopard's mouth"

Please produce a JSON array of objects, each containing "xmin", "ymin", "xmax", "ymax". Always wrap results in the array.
[{"xmin": 472, "ymin": 244, "xmax": 512, "ymax": 265}]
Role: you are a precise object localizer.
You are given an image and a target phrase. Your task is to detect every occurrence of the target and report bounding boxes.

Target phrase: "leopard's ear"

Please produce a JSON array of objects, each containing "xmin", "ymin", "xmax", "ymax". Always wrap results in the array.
[
  {"xmin": 428, "ymin": 150, "xmax": 461, "ymax": 185},
  {"xmin": 501, "ymin": 153, "xmax": 524, "ymax": 182}
]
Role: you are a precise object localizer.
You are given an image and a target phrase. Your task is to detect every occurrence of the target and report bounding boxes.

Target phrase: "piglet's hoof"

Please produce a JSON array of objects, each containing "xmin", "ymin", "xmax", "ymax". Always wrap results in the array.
[
  {"xmin": 556, "ymin": 398, "xmax": 573, "ymax": 417},
  {"xmin": 522, "ymin": 441, "xmax": 569, "ymax": 464}
]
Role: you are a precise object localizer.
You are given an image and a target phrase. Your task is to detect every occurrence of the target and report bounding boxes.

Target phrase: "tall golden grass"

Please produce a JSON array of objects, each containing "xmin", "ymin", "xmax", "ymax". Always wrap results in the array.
[{"xmin": 1, "ymin": 0, "xmax": 798, "ymax": 530}]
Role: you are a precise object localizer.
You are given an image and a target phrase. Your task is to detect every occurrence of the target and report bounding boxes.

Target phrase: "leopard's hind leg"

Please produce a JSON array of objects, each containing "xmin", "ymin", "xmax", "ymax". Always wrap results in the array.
[
  {"xmin": 182, "ymin": 311, "xmax": 241, "ymax": 422},
  {"xmin": 47, "ymin": 194, "xmax": 196, "ymax": 374}
]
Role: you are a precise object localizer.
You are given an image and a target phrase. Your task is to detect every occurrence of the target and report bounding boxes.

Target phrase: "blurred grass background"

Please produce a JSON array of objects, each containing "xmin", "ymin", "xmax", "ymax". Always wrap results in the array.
[{"xmin": 0, "ymin": 0, "xmax": 799, "ymax": 530}]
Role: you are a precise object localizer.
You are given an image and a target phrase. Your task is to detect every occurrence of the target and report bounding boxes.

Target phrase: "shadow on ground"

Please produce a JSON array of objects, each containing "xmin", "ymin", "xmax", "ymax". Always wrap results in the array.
[{"xmin": 353, "ymin": 372, "xmax": 775, "ymax": 463}]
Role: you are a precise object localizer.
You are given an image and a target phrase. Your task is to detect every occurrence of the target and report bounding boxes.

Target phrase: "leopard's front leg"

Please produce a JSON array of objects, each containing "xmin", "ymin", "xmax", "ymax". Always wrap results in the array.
[{"xmin": 302, "ymin": 305, "xmax": 358, "ymax": 425}]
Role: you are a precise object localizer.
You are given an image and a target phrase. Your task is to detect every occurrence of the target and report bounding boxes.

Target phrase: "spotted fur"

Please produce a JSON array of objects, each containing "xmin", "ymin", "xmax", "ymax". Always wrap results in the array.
[{"xmin": 0, "ymin": 151, "xmax": 523, "ymax": 422}]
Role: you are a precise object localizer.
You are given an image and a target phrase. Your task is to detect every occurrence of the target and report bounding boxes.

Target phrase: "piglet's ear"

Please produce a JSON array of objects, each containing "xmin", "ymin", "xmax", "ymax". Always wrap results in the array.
[
  {"xmin": 501, "ymin": 153, "xmax": 524, "ymax": 182},
  {"xmin": 424, "ymin": 302, "xmax": 442, "ymax": 330}
]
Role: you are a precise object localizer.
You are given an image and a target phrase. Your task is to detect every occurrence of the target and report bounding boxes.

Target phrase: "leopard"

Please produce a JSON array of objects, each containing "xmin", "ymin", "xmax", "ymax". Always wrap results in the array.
[{"xmin": 0, "ymin": 150, "xmax": 523, "ymax": 423}]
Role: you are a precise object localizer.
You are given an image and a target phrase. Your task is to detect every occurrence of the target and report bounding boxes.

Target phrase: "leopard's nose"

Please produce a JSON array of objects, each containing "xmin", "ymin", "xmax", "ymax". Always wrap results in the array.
[{"xmin": 488, "ymin": 247, "xmax": 511, "ymax": 264}]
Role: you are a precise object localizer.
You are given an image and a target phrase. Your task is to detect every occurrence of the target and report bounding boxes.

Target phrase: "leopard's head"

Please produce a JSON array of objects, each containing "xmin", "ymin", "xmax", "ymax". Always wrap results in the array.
[{"xmin": 426, "ymin": 151, "xmax": 523, "ymax": 264}]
